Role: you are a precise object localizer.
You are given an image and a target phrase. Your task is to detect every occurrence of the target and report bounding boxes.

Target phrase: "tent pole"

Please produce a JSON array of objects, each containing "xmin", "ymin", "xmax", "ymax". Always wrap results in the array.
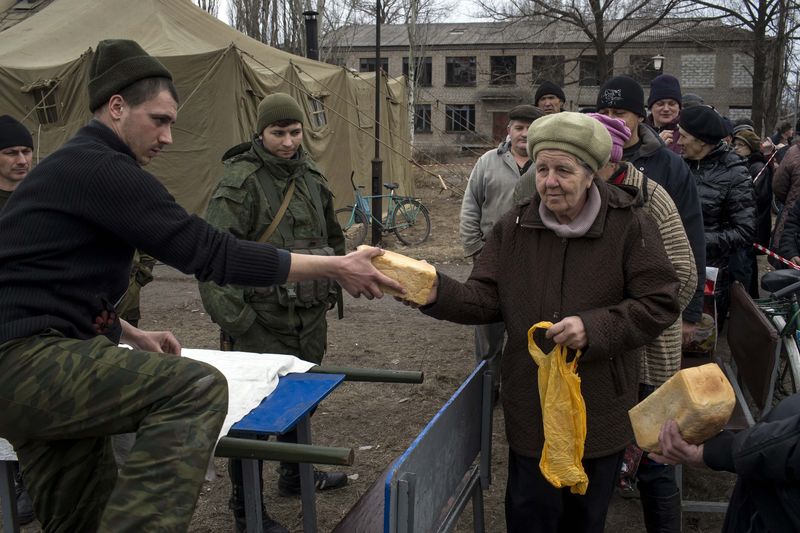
[{"xmin": 371, "ymin": 0, "xmax": 383, "ymax": 246}]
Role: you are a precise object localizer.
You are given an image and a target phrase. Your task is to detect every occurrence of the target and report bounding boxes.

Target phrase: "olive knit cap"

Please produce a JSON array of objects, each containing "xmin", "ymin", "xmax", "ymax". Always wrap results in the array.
[
  {"xmin": 527, "ymin": 112, "xmax": 612, "ymax": 172},
  {"xmin": 88, "ymin": 39, "xmax": 173, "ymax": 112},
  {"xmin": 257, "ymin": 93, "xmax": 304, "ymax": 133}
]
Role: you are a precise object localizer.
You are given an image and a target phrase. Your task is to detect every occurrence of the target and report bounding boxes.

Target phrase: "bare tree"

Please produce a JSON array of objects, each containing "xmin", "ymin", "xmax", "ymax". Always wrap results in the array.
[
  {"xmin": 228, "ymin": 0, "xmax": 321, "ymax": 54},
  {"xmin": 473, "ymin": 0, "xmax": 695, "ymax": 86},
  {"xmin": 195, "ymin": 0, "xmax": 220, "ymax": 16},
  {"xmin": 690, "ymin": 0, "xmax": 800, "ymax": 134}
]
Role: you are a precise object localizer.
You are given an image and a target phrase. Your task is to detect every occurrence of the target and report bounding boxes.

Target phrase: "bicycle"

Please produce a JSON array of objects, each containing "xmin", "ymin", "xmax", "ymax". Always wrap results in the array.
[
  {"xmin": 754, "ymin": 270, "xmax": 800, "ymax": 401},
  {"xmin": 335, "ymin": 172, "xmax": 431, "ymax": 250}
]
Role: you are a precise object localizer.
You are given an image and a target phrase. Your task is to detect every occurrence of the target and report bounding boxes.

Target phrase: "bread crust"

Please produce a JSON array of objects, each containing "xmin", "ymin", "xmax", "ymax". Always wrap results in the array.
[{"xmin": 628, "ymin": 363, "xmax": 735, "ymax": 453}]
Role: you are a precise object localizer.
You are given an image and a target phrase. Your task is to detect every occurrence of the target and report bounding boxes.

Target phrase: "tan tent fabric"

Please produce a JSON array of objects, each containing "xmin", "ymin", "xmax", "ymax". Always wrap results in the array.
[{"xmin": 0, "ymin": 0, "xmax": 411, "ymax": 214}]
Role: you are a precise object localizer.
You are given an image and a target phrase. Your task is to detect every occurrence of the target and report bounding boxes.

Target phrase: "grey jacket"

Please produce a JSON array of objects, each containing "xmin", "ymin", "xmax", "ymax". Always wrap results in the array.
[{"xmin": 459, "ymin": 142, "xmax": 533, "ymax": 257}]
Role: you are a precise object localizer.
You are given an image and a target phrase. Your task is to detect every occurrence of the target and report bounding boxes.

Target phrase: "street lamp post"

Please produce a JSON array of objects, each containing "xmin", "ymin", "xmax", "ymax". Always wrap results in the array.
[
  {"xmin": 652, "ymin": 54, "xmax": 665, "ymax": 73},
  {"xmin": 372, "ymin": 0, "xmax": 383, "ymax": 245}
]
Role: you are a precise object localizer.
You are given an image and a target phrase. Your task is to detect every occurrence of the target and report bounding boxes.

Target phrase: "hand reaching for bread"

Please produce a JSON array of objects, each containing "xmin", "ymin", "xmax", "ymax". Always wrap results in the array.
[{"xmin": 336, "ymin": 247, "xmax": 406, "ymax": 299}]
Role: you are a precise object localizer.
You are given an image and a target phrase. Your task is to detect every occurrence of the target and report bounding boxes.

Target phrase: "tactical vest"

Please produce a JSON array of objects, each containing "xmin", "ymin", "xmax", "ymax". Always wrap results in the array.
[{"xmin": 232, "ymin": 144, "xmax": 337, "ymax": 310}]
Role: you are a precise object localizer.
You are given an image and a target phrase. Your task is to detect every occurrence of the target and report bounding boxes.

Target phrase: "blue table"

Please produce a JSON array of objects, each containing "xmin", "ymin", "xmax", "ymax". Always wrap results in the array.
[{"xmin": 229, "ymin": 372, "xmax": 346, "ymax": 533}]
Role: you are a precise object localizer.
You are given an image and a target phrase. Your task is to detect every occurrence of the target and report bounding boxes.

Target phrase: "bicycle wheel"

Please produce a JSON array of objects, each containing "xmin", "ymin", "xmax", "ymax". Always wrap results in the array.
[
  {"xmin": 335, "ymin": 207, "xmax": 368, "ymax": 251},
  {"xmin": 391, "ymin": 199, "xmax": 431, "ymax": 245}
]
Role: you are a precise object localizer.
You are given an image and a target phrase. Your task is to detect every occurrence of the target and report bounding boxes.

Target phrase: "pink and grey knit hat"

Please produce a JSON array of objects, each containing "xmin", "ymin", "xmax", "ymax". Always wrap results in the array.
[{"xmin": 587, "ymin": 113, "xmax": 631, "ymax": 164}]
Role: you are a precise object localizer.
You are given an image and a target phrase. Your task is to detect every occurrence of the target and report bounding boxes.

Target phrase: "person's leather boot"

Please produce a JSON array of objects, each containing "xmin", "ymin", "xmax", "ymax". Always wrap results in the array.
[
  {"xmin": 640, "ymin": 490, "xmax": 682, "ymax": 533},
  {"xmin": 228, "ymin": 458, "xmax": 289, "ymax": 533},
  {"xmin": 14, "ymin": 464, "xmax": 35, "ymax": 525},
  {"xmin": 277, "ymin": 462, "xmax": 348, "ymax": 497}
]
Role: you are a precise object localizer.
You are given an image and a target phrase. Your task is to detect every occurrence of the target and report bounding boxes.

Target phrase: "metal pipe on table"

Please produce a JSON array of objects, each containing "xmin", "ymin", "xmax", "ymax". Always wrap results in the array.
[
  {"xmin": 216, "ymin": 437, "xmax": 353, "ymax": 466},
  {"xmin": 310, "ymin": 365, "xmax": 424, "ymax": 383}
]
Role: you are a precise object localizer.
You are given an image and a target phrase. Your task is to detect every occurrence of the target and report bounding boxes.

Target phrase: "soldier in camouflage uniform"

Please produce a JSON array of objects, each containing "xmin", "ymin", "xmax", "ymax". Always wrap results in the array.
[{"xmin": 200, "ymin": 92, "xmax": 348, "ymax": 533}]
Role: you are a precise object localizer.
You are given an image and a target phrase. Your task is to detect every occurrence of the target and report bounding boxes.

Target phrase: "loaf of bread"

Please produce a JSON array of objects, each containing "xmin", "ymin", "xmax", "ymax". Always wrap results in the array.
[
  {"xmin": 357, "ymin": 245, "xmax": 436, "ymax": 305},
  {"xmin": 628, "ymin": 363, "xmax": 735, "ymax": 453}
]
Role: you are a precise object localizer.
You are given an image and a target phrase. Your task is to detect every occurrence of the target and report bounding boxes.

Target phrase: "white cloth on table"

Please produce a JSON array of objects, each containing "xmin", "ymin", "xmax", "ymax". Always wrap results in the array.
[{"xmin": 181, "ymin": 348, "xmax": 315, "ymax": 443}]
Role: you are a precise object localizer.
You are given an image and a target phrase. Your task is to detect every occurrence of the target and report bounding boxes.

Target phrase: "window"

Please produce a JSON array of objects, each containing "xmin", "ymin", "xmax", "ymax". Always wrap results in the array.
[
  {"xmin": 629, "ymin": 55, "xmax": 660, "ymax": 86},
  {"xmin": 414, "ymin": 104, "xmax": 432, "ymax": 133},
  {"xmin": 579, "ymin": 55, "xmax": 612, "ymax": 87},
  {"xmin": 490, "ymin": 56, "xmax": 516, "ymax": 85},
  {"xmin": 307, "ymin": 96, "xmax": 327, "ymax": 128},
  {"xmin": 23, "ymin": 80, "xmax": 59, "ymax": 125},
  {"xmin": 359, "ymin": 57, "xmax": 388, "ymax": 73},
  {"xmin": 445, "ymin": 104, "xmax": 475, "ymax": 132},
  {"xmin": 532, "ymin": 55, "xmax": 565, "ymax": 86},
  {"xmin": 403, "ymin": 57, "xmax": 432, "ymax": 87},
  {"xmin": 445, "ymin": 57, "xmax": 476, "ymax": 86}
]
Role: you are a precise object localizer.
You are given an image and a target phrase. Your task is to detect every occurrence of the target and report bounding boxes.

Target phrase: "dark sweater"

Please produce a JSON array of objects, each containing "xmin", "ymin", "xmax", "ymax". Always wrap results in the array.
[{"xmin": 0, "ymin": 120, "xmax": 290, "ymax": 344}]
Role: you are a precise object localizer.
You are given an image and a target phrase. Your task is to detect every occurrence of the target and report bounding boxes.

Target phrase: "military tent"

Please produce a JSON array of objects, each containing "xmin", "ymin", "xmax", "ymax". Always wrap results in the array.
[{"xmin": 0, "ymin": 0, "xmax": 411, "ymax": 214}]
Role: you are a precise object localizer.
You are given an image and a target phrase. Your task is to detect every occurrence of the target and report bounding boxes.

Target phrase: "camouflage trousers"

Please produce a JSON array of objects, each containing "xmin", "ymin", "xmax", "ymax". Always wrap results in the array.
[{"xmin": 0, "ymin": 331, "xmax": 228, "ymax": 532}]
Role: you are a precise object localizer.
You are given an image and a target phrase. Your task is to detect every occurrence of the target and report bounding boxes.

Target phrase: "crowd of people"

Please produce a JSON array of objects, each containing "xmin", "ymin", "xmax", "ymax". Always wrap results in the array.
[
  {"xmin": 0, "ymin": 38, "xmax": 798, "ymax": 533},
  {"xmin": 459, "ymin": 73, "xmax": 798, "ymax": 533}
]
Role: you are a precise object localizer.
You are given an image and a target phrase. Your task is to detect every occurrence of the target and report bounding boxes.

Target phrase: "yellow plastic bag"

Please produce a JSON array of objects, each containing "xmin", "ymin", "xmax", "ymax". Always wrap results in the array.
[{"xmin": 528, "ymin": 321, "xmax": 589, "ymax": 495}]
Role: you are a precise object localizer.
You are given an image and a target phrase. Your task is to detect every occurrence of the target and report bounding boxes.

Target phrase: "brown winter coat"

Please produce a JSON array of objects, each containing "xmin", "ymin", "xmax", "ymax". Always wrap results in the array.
[
  {"xmin": 423, "ymin": 179, "xmax": 680, "ymax": 459},
  {"xmin": 771, "ymin": 144, "xmax": 800, "ymax": 256}
]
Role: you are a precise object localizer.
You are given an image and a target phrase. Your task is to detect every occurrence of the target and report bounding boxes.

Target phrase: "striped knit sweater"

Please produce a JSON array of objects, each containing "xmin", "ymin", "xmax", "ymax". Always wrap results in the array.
[{"xmin": 617, "ymin": 163, "xmax": 697, "ymax": 386}]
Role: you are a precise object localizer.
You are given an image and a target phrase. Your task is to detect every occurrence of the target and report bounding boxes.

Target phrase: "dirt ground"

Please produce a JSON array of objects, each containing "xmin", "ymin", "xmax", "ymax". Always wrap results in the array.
[{"xmin": 13, "ymin": 161, "xmax": 735, "ymax": 533}]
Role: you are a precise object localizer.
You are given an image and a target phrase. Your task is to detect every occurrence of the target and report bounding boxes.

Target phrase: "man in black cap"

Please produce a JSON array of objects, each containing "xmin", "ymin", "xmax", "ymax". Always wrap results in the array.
[
  {"xmin": 0, "ymin": 115, "xmax": 33, "ymax": 212},
  {"xmin": 0, "ymin": 114, "xmax": 36, "ymax": 526},
  {"xmin": 0, "ymin": 39, "xmax": 400, "ymax": 532},
  {"xmin": 460, "ymin": 104, "xmax": 543, "ymax": 384},
  {"xmin": 678, "ymin": 105, "xmax": 755, "ymax": 332},
  {"xmin": 534, "ymin": 80, "xmax": 565, "ymax": 114},
  {"xmin": 597, "ymin": 75, "xmax": 706, "ymax": 533}
]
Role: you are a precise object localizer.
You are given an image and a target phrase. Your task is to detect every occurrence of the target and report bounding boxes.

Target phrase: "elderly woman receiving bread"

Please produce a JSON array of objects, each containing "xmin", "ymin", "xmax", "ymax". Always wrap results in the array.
[{"xmin": 416, "ymin": 112, "xmax": 680, "ymax": 533}]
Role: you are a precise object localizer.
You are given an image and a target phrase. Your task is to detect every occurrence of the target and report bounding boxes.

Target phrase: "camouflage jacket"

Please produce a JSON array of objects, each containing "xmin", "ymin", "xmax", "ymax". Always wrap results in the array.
[{"xmin": 199, "ymin": 138, "xmax": 344, "ymax": 355}]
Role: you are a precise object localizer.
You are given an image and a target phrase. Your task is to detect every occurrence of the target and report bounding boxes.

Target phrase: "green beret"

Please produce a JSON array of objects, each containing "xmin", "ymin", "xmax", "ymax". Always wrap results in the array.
[
  {"xmin": 527, "ymin": 112, "xmax": 612, "ymax": 172},
  {"xmin": 257, "ymin": 93, "xmax": 304, "ymax": 133},
  {"xmin": 88, "ymin": 39, "xmax": 173, "ymax": 112}
]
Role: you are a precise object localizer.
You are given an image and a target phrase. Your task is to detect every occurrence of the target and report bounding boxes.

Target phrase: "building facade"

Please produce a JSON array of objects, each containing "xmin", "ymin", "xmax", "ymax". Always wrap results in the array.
[{"xmin": 325, "ymin": 19, "xmax": 755, "ymax": 153}]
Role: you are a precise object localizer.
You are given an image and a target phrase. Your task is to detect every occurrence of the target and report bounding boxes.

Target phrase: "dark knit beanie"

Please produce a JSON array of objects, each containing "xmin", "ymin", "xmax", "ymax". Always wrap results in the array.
[
  {"xmin": 596, "ymin": 76, "xmax": 646, "ymax": 117},
  {"xmin": 682, "ymin": 93, "xmax": 704, "ymax": 109},
  {"xmin": 508, "ymin": 104, "xmax": 544, "ymax": 123},
  {"xmin": 679, "ymin": 105, "xmax": 728, "ymax": 145},
  {"xmin": 0, "ymin": 115, "xmax": 33, "ymax": 150},
  {"xmin": 528, "ymin": 112, "xmax": 612, "ymax": 172},
  {"xmin": 88, "ymin": 39, "xmax": 173, "ymax": 112},
  {"xmin": 256, "ymin": 93, "xmax": 304, "ymax": 133},
  {"xmin": 734, "ymin": 130, "xmax": 761, "ymax": 153},
  {"xmin": 534, "ymin": 81, "xmax": 566, "ymax": 105},
  {"xmin": 647, "ymin": 74, "xmax": 682, "ymax": 108}
]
